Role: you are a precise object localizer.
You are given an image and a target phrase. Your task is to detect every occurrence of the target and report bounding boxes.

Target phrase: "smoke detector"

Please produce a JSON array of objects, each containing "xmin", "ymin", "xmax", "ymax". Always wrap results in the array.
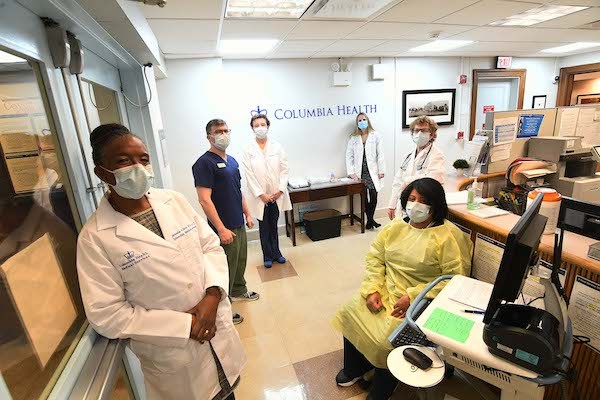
[{"xmin": 429, "ymin": 31, "xmax": 442, "ymax": 39}]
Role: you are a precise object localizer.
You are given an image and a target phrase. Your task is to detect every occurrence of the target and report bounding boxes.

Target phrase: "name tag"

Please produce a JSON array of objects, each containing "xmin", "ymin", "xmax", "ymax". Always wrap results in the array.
[{"xmin": 217, "ymin": 163, "xmax": 226, "ymax": 168}]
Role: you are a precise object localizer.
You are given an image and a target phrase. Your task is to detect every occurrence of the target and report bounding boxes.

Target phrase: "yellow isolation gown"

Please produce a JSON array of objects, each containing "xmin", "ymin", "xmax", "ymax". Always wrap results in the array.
[{"xmin": 332, "ymin": 218, "xmax": 473, "ymax": 368}]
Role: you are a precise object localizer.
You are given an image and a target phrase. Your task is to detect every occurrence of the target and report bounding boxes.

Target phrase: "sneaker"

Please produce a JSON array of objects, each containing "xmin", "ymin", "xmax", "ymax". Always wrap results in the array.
[
  {"xmin": 275, "ymin": 256, "xmax": 286, "ymax": 264},
  {"xmin": 264, "ymin": 260, "xmax": 273, "ymax": 268},
  {"xmin": 232, "ymin": 312, "xmax": 244, "ymax": 325},
  {"xmin": 231, "ymin": 291, "xmax": 260, "ymax": 302},
  {"xmin": 335, "ymin": 369, "xmax": 361, "ymax": 387}
]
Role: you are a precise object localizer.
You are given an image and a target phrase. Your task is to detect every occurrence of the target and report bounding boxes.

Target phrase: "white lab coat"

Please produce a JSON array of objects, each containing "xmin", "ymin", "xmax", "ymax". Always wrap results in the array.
[
  {"xmin": 388, "ymin": 143, "xmax": 446, "ymax": 209},
  {"xmin": 346, "ymin": 131, "xmax": 386, "ymax": 192},
  {"xmin": 242, "ymin": 139, "xmax": 292, "ymax": 221},
  {"xmin": 77, "ymin": 189, "xmax": 246, "ymax": 400}
]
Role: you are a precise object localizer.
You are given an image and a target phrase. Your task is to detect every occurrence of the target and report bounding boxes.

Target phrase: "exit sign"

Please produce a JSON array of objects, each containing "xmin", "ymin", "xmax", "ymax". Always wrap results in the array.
[{"xmin": 497, "ymin": 56, "xmax": 512, "ymax": 69}]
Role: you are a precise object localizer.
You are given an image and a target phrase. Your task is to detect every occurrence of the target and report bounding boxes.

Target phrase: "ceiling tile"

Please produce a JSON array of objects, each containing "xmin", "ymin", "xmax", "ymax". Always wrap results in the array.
[
  {"xmin": 323, "ymin": 40, "xmax": 387, "ymax": 52},
  {"xmin": 311, "ymin": 51, "xmax": 361, "ymax": 58},
  {"xmin": 450, "ymin": 26, "xmax": 600, "ymax": 42},
  {"xmin": 461, "ymin": 41, "xmax": 565, "ymax": 52},
  {"xmin": 346, "ymin": 22, "xmax": 474, "ymax": 40},
  {"xmin": 534, "ymin": 7, "xmax": 600, "ymax": 28},
  {"xmin": 164, "ymin": 53, "xmax": 218, "ymax": 59},
  {"xmin": 368, "ymin": 40, "xmax": 431, "ymax": 51},
  {"xmin": 550, "ymin": 0, "xmax": 600, "ymax": 6},
  {"xmin": 140, "ymin": 0, "xmax": 224, "ymax": 19},
  {"xmin": 220, "ymin": 20, "xmax": 297, "ymax": 39},
  {"xmin": 276, "ymin": 40, "xmax": 336, "ymax": 52},
  {"xmin": 148, "ymin": 19, "xmax": 220, "ymax": 53},
  {"xmin": 375, "ymin": 0, "xmax": 479, "ymax": 23},
  {"xmin": 267, "ymin": 51, "xmax": 318, "ymax": 59},
  {"xmin": 287, "ymin": 21, "xmax": 365, "ymax": 39},
  {"xmin": 356, "ymin": 50, "xmax": 406, "ymax": 57},
  {"xmin": 436, "ymin": 0, "xmax": 539, "ymax": 26}
]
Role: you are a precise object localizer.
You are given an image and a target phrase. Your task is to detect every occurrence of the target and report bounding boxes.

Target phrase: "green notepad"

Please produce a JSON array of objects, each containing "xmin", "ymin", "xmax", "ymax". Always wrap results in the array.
[{"xmin": 424, "ymin": 308, "xmax": 475, "ymax": 343}]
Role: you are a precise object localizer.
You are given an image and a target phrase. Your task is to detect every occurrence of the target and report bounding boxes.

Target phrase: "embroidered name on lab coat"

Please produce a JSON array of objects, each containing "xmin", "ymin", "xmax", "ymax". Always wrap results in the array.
[
  {"xmin": 120, "ymin": 251, "xmax": 150, "ymax": 270},
  {"xmin": 172, "ymin": 223, "xmax": 196, "ymax": 240}
]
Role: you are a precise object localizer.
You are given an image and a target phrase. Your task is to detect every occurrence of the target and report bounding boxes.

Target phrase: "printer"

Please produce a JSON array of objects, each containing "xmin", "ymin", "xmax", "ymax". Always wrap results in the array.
[{"xmin": 528, "ymin": 137, "xmax": 600, "ymax": 203}]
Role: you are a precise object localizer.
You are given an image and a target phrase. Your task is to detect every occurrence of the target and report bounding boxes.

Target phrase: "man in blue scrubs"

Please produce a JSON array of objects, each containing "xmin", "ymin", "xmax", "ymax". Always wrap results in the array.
[{"xmin": 193, "ymin": 119, "xmax": 259, "ymax": 325}]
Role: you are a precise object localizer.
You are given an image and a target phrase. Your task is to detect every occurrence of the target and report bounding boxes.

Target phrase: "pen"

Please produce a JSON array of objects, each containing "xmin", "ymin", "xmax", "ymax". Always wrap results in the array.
[{"xmin": 463, "ymin": 309, "xmax": 485, "ymax": 315}]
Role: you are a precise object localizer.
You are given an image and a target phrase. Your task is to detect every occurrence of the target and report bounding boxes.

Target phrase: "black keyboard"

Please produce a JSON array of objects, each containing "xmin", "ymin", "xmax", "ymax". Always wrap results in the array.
[{"xmin": 389, "ymin": 299, "xmax": 435, "ymax": 348}]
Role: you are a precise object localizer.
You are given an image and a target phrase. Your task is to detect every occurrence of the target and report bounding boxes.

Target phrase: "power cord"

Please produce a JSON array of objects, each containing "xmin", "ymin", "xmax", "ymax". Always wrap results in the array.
[
  {"xmin": 527, "ymin": 294, "xmax": 545, "ymax": 305},
  {"xmin": 121, "ymin": 63, "xmax": 153, "ymax": 108},
  {"xmin": 87, "ymin": 80, "xmax": 113, "ymax": 111}
]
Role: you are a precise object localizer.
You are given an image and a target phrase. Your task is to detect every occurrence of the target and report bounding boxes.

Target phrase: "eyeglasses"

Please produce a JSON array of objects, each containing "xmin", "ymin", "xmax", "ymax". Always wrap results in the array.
[
  {"xmin": 413, "ymin": 129, "xmax": 431, "ymax": 134},
  {"xmin": 213, "ymin": 129, "xmax": 231, "ymax": 135}
]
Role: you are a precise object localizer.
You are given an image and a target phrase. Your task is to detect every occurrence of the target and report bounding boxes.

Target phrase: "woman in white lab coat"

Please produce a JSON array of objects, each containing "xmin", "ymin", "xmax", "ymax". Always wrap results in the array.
[
  {"xmin": 242, "ymin": 114, "xmax": 291, "ymax": 268},
  {"xmin": 387, "ymin": 115, "xmax": 446, "ymax": 220},
  {"xmin": 346, "ymin": 113, "xmax": 385, "ymax": 229},
  {"xmin": 77, "ymin": 124, "xmax": 245, "ymax": 400}
]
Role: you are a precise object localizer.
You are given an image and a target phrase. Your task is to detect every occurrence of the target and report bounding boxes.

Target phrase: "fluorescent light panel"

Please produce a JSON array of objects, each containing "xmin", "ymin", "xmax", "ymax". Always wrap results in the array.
[
  {"xmin": 218, "ymin": 39, "xmax": 280, "ymax": 55},
  {"xmin": 226, "ymin": 0, "xmax": 313, "ymax": 18},
  {"xmin": 409, "ymin": 40, "xmax": 473, "ymax": 52},
  {"xmin": 490, "ymin": 5, "xmax": 588, "ymax": 27},
  {"xmin": 541, "ymin": 42, "xmax": 600, "ymax": 54},
  {"xmin": 312, "ymin": 0, "xmax": 396, "ymax": 19}
]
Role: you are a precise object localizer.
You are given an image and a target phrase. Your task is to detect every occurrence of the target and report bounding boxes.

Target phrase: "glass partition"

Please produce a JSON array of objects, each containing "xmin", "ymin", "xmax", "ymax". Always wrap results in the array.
[{"xmin": 0, "ymin": 49, "xmax": 84, "ymax": 400}]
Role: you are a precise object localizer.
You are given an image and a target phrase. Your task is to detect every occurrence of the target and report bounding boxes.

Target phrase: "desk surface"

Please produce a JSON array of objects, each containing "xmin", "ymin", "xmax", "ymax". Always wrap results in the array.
[
  {"xmin": 416, "ymin": 275, "xmax": 539, "ymax": 379},
  {"xmin": 288, "ymin": 179, "xmax": 361, "ymax": 192},
  {"xmin": 441, "ymin": 175, "xmax": 600, "ymax": 274}
]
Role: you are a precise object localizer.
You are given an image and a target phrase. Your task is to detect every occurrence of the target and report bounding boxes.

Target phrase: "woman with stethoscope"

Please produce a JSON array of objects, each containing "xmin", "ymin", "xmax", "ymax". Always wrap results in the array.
[
  {"xmin": 387, "ymin": 115, "xmax": 446, "ymax": 220},
  {"xmin": 346, "ymin": 113, "xmax": 385, "ymax": 229}
]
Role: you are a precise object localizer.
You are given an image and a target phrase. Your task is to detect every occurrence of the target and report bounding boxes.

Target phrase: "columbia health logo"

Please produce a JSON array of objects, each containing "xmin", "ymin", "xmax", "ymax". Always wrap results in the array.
[{"xmin": 251, "ymin": 103, "xmax": 378, "ymax": 121}]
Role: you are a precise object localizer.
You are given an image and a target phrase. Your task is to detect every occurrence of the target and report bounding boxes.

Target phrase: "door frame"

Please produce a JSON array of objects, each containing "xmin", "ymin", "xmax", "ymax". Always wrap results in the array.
[
  {"xmin": 556, "ymin": 62, "xmax": 600, "ymax": 107},
  {"xmin": 470, "ymin": 69, "xmax": 527, "ymax": 139}
]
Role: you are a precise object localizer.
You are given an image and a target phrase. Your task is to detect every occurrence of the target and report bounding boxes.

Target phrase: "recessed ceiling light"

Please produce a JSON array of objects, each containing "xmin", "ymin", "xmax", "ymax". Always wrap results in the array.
[
  {"xmin": 541, "ymin": 42, "xmax": 600, "ymax": 54},
  {"xmin": 409, "ymin": 40, "xmax": 474, "ymax": 52},
  {"xmin": 490, "ymin": 5, "xmax": 588, "ymax": 27},
  {"xmin": 0, "ymin": 50, "xmax": 25, "ymax": 63},
  {"xmin": 309, "ymin": 0, "xmax": 396, "ymax": 19},
  {"xmin": 218, "ymin": 39, "xmax": 280, "ymax": 55},
  {"xmin": 226, "ymin": 0, "xmax": 313, "ymax": 19}
]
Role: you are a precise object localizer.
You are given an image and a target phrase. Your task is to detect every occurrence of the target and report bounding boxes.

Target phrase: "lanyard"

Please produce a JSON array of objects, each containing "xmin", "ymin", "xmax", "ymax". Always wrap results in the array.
[{"xmin": 401, "ymin": 144, "xmax": 433, "ymax": 172}]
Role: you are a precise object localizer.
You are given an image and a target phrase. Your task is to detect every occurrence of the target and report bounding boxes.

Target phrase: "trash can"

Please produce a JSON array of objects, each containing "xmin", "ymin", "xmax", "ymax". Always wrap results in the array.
[{"xmin": 303, "ymin": 209, "xmax": 342, "ymax": 241}]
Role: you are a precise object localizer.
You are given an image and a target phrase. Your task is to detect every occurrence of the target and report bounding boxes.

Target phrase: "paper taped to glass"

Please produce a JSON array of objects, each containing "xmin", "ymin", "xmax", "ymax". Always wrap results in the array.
[{"xmin": 0, "ymin": 233, "xmax": 77, "ymax": 368}]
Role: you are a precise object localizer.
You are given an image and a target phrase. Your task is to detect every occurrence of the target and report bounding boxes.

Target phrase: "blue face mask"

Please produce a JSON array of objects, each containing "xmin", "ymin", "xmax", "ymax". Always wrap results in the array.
[{"xmin": 358, "ymin": 120, "xmax": 369, "ymax": 130}]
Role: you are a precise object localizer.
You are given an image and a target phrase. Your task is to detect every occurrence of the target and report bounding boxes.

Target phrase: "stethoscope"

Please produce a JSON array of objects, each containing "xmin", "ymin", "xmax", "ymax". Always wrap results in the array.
[{"xmin": 401, "ymin": 142, "xmax": 433, "ymax": 172}]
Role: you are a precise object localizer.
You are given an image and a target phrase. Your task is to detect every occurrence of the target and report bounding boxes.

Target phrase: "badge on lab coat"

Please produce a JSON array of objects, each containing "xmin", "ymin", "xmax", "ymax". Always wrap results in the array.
[{"xmin": 217, "ymin": 163, "xmax": 226, "ymax": 168}]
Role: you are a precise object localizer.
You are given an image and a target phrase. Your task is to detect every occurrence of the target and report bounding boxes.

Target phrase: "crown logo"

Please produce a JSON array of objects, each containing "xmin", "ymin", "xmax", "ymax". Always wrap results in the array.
[
  {"xmin": 251, "ymin": 105, "xmax": 268, "ymax": 116},
  {"xmin": 124, "ymin": 251, "xmax": 135, "ymax": 260}
]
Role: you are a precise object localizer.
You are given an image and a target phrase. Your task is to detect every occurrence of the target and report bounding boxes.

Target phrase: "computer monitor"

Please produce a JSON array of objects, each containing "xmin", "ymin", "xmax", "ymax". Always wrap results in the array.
[{"xmin": 483, "ymin": 193, "xmax": 547, "ymax": 324}]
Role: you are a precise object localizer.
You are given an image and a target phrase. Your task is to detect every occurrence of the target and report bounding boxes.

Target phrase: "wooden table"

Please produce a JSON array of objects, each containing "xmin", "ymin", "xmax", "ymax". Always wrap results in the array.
[{"xmin": 285, "ymin": 181, "xmax": 366, "ymax": 246}]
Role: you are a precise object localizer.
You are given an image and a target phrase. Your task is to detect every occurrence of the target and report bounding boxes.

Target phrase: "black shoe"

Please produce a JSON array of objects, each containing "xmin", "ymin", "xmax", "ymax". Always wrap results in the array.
[
  {"xmin": 336, "ymin": 369, "xmax": 361, "ymax": 387},
  {"xmin": 366, "ymin": 221, "xmax": 374, "ymax": 230},
  {"xmin": 372, "ymin": 221, "xmax": 381, "ymax": 228}
]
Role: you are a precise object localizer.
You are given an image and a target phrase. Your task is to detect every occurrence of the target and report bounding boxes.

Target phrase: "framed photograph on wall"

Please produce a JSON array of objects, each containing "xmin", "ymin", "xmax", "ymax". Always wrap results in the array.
[
  {"xmin": 576, "ymin": 93, "xmax": 600, "ymax": 105},
  {"xmin": 532, "ymin": 95, "xmax": 547, "ymax": 109},
  {"xmin": 402, "ymin": 89, "xmax": 456, "ymax": 129}
]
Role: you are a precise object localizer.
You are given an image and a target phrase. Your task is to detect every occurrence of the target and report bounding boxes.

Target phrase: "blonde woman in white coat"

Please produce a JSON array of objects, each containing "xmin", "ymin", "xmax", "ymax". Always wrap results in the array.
[
  {"xmin": 387, "ymin": 115, "xmax": 446, "ymax": 220},
  {"xmin": 77, "ymin": 124, "xmax": 245, "ymax": 400},
  {"xmin": 346, "ymin": 113, "xmax": 385, "ymax": 229},
  {"xmin": 242, "ymin": 114, "xmax": 292, "ymax": 268}
]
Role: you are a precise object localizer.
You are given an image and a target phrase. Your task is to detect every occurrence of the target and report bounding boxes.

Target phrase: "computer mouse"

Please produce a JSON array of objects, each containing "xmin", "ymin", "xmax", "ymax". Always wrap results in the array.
[{"xmin": 402, "ymin": 347, "xmax": 433, "ymax": 370}]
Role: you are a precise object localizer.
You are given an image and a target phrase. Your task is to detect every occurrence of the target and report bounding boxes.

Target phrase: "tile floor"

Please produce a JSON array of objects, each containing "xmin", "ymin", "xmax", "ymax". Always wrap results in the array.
[{"xmin": 232, "ymin": 217, "xmax": 484, "ymax": 400}]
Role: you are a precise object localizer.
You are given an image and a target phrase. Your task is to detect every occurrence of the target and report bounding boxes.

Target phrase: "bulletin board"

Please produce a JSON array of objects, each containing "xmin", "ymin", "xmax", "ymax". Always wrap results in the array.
[
  {"xmin": 483, "ymin": 107, "xmax": 557, "ymax": 173},
  {"xmin": 555, "ymin": 104, "xmax": 600, "ymax": 147}
]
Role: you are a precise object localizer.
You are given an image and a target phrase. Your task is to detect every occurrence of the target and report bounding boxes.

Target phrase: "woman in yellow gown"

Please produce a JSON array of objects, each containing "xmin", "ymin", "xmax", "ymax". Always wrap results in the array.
[{"xmin": 332, "ymin": 178, "xmax": 473, "ymax": 400}]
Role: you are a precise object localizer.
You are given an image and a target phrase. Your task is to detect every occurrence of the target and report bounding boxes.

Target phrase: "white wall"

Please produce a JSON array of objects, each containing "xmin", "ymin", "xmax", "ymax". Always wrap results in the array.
[
  {"xmin": 157, "ymin": 55, "xmax": 560, "ymax": 221},
  {"xmin": 560, "ymin": 51, "xmax": 600, "ymax": 68}
]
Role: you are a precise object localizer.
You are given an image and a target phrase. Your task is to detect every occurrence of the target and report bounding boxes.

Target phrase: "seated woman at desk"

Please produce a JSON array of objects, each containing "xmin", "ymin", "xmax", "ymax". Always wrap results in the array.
[{"xmin": 332, "ymin": 178, "xmax": 473, "ymax": 400}]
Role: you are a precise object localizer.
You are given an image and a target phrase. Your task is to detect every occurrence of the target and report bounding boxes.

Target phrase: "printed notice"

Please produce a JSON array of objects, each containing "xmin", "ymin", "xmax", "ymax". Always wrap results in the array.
[
  {"xmin": 491, "ymin": 143, "xmax": 512, "ymax": 162},
  {"xmin": 0, "ymin": 131, "xmax": 38, "ymax": 154},
  {"xmin": 517, "ymin": 114, "xmax": 544, "ymax": 138},
  {"xmin": 5, "ymin": 154, "xmax": 47, "ymax": 193},
  {"xmin": 493, "ymin": 117, "xmax": 517, "ymax": 145},
  {"xmin": 568, "ymin": 275, "xmax": 600, "ymax": 352},
  {"xmin": 558, "ymin": 108, "xmax": 580, "ymax": 137},
  {"xmin": 473, "ymin": 234, "xmax": 505, "ymax": 284},
  {"xmin": 424, "ymin": 308, "xmax": 474, "ymax": 343}
]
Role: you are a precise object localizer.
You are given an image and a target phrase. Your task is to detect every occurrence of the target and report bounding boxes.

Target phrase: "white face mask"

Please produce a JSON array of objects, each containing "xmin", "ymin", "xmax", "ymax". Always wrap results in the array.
[
  {"xmin": 212, "ymin": 133, "xmax": 231, "ymax": 151},
  {"xmin": 405, "ymin": 201, "xmax": 431, "ymax": 223},
  {"xmin": 101, "ymin": 164, "xmax": 154, "ymax": 199},
  {"xmin": 254, "ymin": 126, "xmax": 268, "ymax": 139},
  {"xmin": 412, "ymin": 131, "xmax": 431, "ymax": 148}
]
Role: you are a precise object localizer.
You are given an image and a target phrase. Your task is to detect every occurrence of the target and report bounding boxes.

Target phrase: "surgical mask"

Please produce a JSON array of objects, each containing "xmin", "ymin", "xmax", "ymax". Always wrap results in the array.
[
  {"xmin": 254, "ymin": 126, "xmax": 268, "ymax": 139},
  {"xmin": 100, "ymin": 164, "xmax": 154, "ymax": 199},
  {"xmin": 412, "ymin": 131, "xmax": 431, "ymax": 148},
  {"xmin": 212, "ymin": 133, "xmax": 231, "ymax": 151},
  {"xmin": 405, "ymin": 201, "xmax": 431, "ymax": 223},
  {"xmin": 358, "ymin": 120, "xmax": 369, "ymax": 130}
]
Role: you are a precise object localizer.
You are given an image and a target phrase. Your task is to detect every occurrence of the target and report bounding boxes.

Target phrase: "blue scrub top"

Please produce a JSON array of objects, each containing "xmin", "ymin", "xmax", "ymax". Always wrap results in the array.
[{"xmin": 192, "ymin": 151, "xmax": 244, "ymax": 231}]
